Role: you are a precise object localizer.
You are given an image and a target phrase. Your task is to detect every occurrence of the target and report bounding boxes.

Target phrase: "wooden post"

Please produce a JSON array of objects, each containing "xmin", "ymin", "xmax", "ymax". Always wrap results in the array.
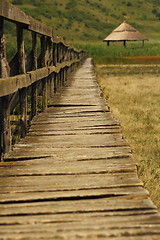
[
  {"xmin": 31, "ymin": 32, "xmax": 38, "ymax": 120},
  {"xmin": 0, "ymin": 17, "xmax": 11, "ymax": 160},
  {"xmin": 17, "ymin": 24, "xmax": 26, "ymax": 74},
  {"xmin": 57, "ymin": 43, "xmax": 60, "ymax": 64},
  {"xmin": 0, "ymin": 96, "xmax": 11, "ymax": 160},
  {"xmin": 123, "ymin": 40, "xmax": 126, "ymax": 48},
  {"xmin": 42, "ymin": 77, "xmax": 47, "ymax": 111},
  {"xmin": 31, "ymin": 32, "xmax": 37, "ymax": 70},
  {"xmin": 57, "ymin": 72, "xmax": 60, "ymax": 89},
  {"xmin": 17, "ymin": 24, "xmax": 27, "ymax": 138},
  {"xmin": 40, "ymin": 35, "xmax": 46, "ymax": 68},
  {"xmin": 61, "ymin": 44, "xmax": 64, "ymax": 63},
  {"xmin": 40, "ymin": 35, "xmax": 48, "ymax": 111},
  {"xmin": 49, "ymin": 73, "xmax": 54, "ymax": 97},
  {"xmin": 0, "ymin": 17, "xmax": 10, "ymax": 78},
  {"xmin": 53, "ymin": 43, "xmax": 57, "ymax": 66},
  {"xmin": 54, "ymin": 73, "xmax": 57, "ymax": 93},
  {"xmin": 64, "ymin": 67, "xmax": 67, "ymax": 82},
  {"xmin": 19, "ymin": 88, "xmax": 27, "ymax": 138},
  {"xmin": 62, "ymin": 68, "xmax": 65, "ymax": 86},
  {"xmin": 46, "ymin": 36, "xmax": 53, "ymax": 66}
]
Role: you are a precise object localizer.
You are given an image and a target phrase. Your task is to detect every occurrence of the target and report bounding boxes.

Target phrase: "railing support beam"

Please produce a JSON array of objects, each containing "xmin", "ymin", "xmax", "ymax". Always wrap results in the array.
[
  {"xmin": 0, "ymin": 96, "xmax": 11, "ymax": 161},
  {"xmin": 17, "ymin": 24, "xmax": 27, "ymax": 137},
  {"xmin": 31, "ymin": 32, "xmax": 38, "ymax": 120},
  {"xmin": 0, "ymin": 17, "xmax": 11, "ymax": 160}
]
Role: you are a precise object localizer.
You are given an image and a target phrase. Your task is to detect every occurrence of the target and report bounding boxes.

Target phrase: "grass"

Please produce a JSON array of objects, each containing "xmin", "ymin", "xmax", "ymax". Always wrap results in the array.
[
  {"xmin": 74, "ymin": 41, "xmax": 160, "ymax": 64},
  {"xmin": 8, "ymin": 0, "xmax": 160, "ymax": 42},
  {"xmin": 95, "ymin": 64, "xmax": 160, "ymax": 210}
]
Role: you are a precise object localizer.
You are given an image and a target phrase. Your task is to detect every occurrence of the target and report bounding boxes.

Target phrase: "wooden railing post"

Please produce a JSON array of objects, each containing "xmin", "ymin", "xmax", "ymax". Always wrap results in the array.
[
  {"xmin": 0, "ymin": 96, "xmax": 11, "ymax": 160},
  {"xmin": 0, "ymin": 1, "xmax": 85, "ymax": 159},
  {"xmin": 46, "ymin": 37, "xmax": 53, "ymax": 98},
  {"xmin": 0, "ymin": 17, "xmax": 11, "ymax": 160},
  {"xmin": 0, "ymin": 17, "xmax": 10, "ymax": 78},
  {"xmin": 17, "ymin": 24, "xmax": 27, "ymax": 138},
  {"xmin": 46, "ymin": 37, "xmax": 53, "ymax": 66},
  {"xmin": 42, "ymin": 78, "xmax": 47, "ymax": 111},
  {"xmin": 40, "ymin": 35, "xmax": 48, "ymax": 111},
  {"xmin": 57, "ymin": 43, "xmax": 60, "ymax": 64},
  {"xmin": 53, "ymin": 43, "xmax": 57, "ymax": 66},
  {"xmin": 40, "ymin": 35, "xmax": 47, "ymax": 68},
  {"xmin": 54, "ymin": 73, "xmax": 57, "ymax": 93},
  {"xmin": 31, "ymin": 32, "xmax": 38, "ymax": 120},
  {"xmin": 64, "ymin": 67, "xmax": 68, "ymax": 82},
  {"xmin": 48, "ymin": 73, "xmax": 54, "ymax": 98},
  {"xmin": 31, "ymin": 32, "xmax": 37, "ymax": 70}
]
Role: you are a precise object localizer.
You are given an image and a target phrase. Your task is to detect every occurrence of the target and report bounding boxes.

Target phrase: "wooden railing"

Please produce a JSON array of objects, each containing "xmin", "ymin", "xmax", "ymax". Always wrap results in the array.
[{"xmin": 0, "ymin": 0, "xmax": 86, "ymax": 161}]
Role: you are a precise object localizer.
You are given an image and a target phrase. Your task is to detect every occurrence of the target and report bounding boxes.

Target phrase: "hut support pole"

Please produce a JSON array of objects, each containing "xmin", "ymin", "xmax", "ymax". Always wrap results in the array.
[{"xmin": 123, "ymin": 40, "xmax": 126, "ymax": 48}]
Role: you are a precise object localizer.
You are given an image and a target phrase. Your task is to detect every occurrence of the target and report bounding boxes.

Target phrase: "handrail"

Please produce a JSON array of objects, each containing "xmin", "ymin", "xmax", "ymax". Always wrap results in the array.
[{"xmin": 0, "ymin": 0, "xmax": 86, "ymax": 160}]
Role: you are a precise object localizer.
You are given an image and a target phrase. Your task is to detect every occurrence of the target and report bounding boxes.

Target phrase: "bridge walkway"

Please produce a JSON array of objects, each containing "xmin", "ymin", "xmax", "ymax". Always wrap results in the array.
[{"xmin": 0, "ymin": 58, "xmax": 160, "ymax": 239}]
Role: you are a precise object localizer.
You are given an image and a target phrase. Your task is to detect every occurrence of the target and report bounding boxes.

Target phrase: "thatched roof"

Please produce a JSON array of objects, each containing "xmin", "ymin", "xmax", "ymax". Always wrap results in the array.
[{"xmin": 103, "ymin": 21, "xmax": 148, "ymax": 42}]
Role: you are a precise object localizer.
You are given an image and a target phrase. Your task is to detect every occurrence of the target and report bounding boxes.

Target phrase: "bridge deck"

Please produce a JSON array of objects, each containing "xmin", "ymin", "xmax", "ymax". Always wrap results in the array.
[{"xmin": 0, "ymin": 58, "xmax": 160, "ymax": 239}]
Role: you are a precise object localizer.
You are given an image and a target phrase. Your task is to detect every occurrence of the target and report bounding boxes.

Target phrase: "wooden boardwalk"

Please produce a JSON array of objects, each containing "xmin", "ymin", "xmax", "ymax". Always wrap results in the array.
[{"xmin": 0, "ymin": 58, "xmax": 160, "ymax": 239}]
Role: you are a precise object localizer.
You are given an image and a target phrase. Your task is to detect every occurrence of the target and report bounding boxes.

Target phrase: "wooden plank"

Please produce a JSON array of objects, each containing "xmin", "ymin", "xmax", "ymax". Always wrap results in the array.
[
  {"xmin": 0, "ymin": 198, "xmax": 157, "ymax": 216},
  {"xmin": 0, "ymin": 0, "xmax": 30, "ymax": 25},
  {"xmin": 0, "ymin": 1, "xmax": 52, "ymax": 37},
  {"xmin": 0, "ymin": 209, "xmax": 159, "ymax": 226},
  {"xmin": 4, "ymin": 146, "xmax": 132, "ymax": 162},
  {"xmin": 0, "ymin": 186, "xmax": 148, "ymax": 203},
  {"xmin": 0, "ymin": 61, "xmax": 79, "ymax": 97},
  {"xmin": 0, "ymin": 58, "xmax": 160, "ymax": 240},
  {"xmin": 0, "ymin": 158, "xmax": 136, "ymax": 178},
  {"xmin": 28, "ymin": 16, "xmax": 52, "ymax": 37}
]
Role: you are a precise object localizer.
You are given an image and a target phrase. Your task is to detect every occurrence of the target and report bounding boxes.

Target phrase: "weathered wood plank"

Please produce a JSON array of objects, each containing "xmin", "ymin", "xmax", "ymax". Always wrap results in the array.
[
  {"xmin": 0, "ymin": 209, "xmax": 159, "ymax": 226},
  {"xmin": 0, "ymin": 58, "xmax": 159, "ymax": 239},
  {"xmin": 4, "ymin": 146, "xmax": 132, "ymax": 163},
  {"xmin": 0, "ymin": 61, "xmax": 79, "ymax": 97},
  {"xmin": 0, "ymin": 186, "xmax": 149, "ymax": 203},
  {"xmin": 0, "ymin": 198, "xmax": 157, "ymax": 216},
  {"xmin": 0, "ymin": 0, "xmax": 30, "ymax": 25},
  {"xmin": 28, "ymin": 16, "xmax": 53, "ymax": 37}
]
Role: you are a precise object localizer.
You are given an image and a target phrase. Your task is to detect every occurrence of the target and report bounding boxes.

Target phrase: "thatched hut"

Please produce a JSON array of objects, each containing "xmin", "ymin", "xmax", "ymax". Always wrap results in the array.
[{"xmin": 103, "ymin": 21, "xmax": 148, "ymax": 47}]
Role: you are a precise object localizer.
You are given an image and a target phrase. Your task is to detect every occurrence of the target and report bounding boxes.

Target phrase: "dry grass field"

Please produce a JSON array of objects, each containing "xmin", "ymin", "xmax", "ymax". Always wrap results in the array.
[{"xmin": 95, "ymin": 63, "xmax": 160, "ymax": 210}]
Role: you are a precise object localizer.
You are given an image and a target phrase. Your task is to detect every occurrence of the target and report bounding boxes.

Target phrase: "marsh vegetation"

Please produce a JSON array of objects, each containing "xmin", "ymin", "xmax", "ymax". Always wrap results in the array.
[{"xmin": 95, "ymin": 63, "xmax": 160, "ymax": 209}]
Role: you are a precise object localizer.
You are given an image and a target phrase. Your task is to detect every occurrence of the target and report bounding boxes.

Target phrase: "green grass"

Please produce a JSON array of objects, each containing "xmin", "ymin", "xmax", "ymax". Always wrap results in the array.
[
  {"xmin": 74, "ymin": 41, "xmax": 160, "ymax": 64},
  {"xmin": 8, "ymin": 0, "xmax": 160, "ymax": 42}
]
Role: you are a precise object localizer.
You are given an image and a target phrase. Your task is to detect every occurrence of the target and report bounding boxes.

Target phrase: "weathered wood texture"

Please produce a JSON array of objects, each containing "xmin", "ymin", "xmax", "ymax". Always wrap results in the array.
[
  {"xmin": 0, "ymin": 0, "xmax": 85, "ymax": 159},
  {"xmin": 0, "ymin": 59, "xmax": 160, "ymax": 239}
]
